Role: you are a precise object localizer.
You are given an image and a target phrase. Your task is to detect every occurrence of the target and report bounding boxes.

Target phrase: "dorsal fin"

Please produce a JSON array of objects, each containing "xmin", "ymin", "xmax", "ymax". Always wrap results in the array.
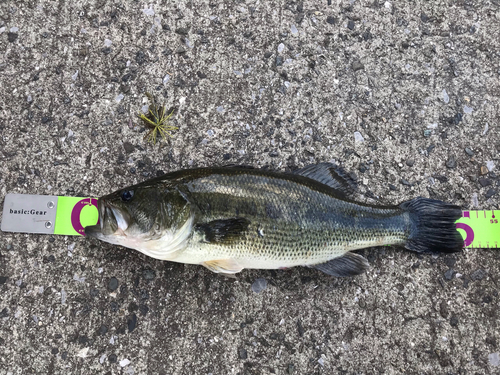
[
  {"xmin": 294, "ymin": 163, "xmax": 357, "ymax": 196},
  {"xmin": 222, "ymin": 164, "xmax": 255, "ymax": 169}
]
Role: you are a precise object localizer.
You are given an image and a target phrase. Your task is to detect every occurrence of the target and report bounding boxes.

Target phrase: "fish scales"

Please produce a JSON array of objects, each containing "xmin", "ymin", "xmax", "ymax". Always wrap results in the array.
[{"xmin": 177, "ymin": 171, "xmax": 408, "ymax": 268}]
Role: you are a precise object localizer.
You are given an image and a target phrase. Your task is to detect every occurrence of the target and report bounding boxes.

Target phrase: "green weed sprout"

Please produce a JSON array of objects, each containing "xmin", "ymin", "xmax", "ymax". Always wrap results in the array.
[{"xmin": 138, "ymin": 92, "xmax": 177, "ymax": 144}]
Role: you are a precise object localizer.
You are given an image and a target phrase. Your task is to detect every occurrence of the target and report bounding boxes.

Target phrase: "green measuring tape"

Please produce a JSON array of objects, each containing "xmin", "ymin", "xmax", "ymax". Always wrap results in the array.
[
  {"xmin": 457, "ymin": 209, "xmax": 498, "ymax": 248},
  {"xmin": 1, "ymin": 194, "xmax": 498, "ymax": 248},
  {"xmin": 53, "ymin": 197, "xmax": 100, "ymax": 236}
]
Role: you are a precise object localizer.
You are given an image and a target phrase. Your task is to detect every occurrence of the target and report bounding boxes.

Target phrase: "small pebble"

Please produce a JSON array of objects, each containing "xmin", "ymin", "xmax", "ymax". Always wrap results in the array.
[
  {"xmin": 453, "ymin": 113, "xmax": 463, "ymax": 124},
  {"xmin": 61, "ymin": 289, "xmax": 67, "ymax": 304},
  {"xmin": 450, "ymin": 315, "xmax": 459, "ymax": 327},
  {"xmin": 481, "ymin": 166, "xmax": 489, "ymax": 175},
  {"xmin": 400, "ymin": 179, "xmax": 412, "ymax": 186},
  {"xmin": 471, "ymin": 193, "xmax": 479, "ymax": 208},
  {"xmin": 434, "ymin": 175, "xmax": 448, "ymax": 183},
  {"xmin": 175, "ymin": 27, "xmax": 189, "ymax": 35},
  {"xmin": 108, "ymin": 277, "xmax": 119, "ymax": 291},
  {"xmin": 8, "ymin": 32, "xmax": 18, "ymax": 43},
  {"xmin": 465, "ymin": 147, "xmax": 474, "ymax": 156},
  {"xmin": 406, "ymin": 159, "xmax": 415, "ymax": 167},
  {"xmin": 352, "ymin": 61, "xmax": 364, "ymax": 72},
  {"xmin": 485, "ymin": 188, "xmax": 497, "ymax": 199},
  {"xmin": 423, "ymin": 129, "xmax": 432, "ymax": 137},
  {"xmin": 290, "ymin": 25, "xmax": 298, "ymax": 35},
  {"xmin": 488, "ymin": 353, "xmax": 500, "ymax": 367},
  {"xmin": 99, "ymin": 324, "xmax": 108, "ymax": 335},
  {"xmin": 444, "ymin": 257, "xmax": 456, "ymax": 268},
  {"xmin": 139, "ymin": 304, "xmax": 149, "ymax": 316},
  {"xmin": 238, "ymin": 348, "xmax": 248, "ymax": 360},
  {"xmin": 119, "ymin": 358, "xmax": 131, "ymax": 367},
  {"xmin": 444, "ymin": 269, "xmax": 455, "ymax": 280},
  {"xmin": 142, "ymin": 269, "xmax": 156, "ymax": 280},
  {"xmin": 388, "ymin": 184, "xmax": 397, "ymax": 191},
  {"xmin": 445, "ymin": 156, "xmax": 457, "ymax": 169},
  {"xmin": 354, "ymin": 131, "xmax": 364, "ymax": 142},
  {"xmin": 128, "ymin": 314, "xmax": 137, "ymax": 333},
  {"xmin": 347, "ymin": 20, "xmax": 355, "ymax": 30},
  {"xmin": 77, "ymin": 348, "xmax": 89, "ymax": 358},
  {"xmin": 470, "ymin": 269, "xmax": 487, "ymax": 281},
  {"xmin": 123, "ymin": 142, "xmax": 135, "ymax": 154},
  {"xmin": 463, "ymin": 105, "xmax": 473, "ymax": 114},
  {"xmin": 297, "ymin": 320, "xmax": 304, "ymax": 337},
  {"xmin": 442, "ymin": 89, "xmax": 449, "ymax": 104},
  {"xmin": 486, "ymin": 160, "xmax": 495, "ymax": 171},
  {"xmin": 251, "ymin": 278, "xmax": 267, "ymax": 293},
  {"xmin": 478, "ymin": 178, "xmax": 492, "ymax": 187},
  {"xmin": 277, "ymin": 43, "xmax": 285, "ymax": 53}
]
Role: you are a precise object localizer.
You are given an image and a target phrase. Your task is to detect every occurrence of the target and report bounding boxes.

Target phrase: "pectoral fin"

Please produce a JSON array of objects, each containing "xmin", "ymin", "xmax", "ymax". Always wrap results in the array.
[
  {"xmin": 311, "ymin": 252, "xmax": 369, "ymax": 277},
  {"xmin": 195, "ymin": 217, "xmax": 250, "ymax": 244},
  {"xmin": 203, "ymin": 259, "xmax": 243, "ymax": 277}
]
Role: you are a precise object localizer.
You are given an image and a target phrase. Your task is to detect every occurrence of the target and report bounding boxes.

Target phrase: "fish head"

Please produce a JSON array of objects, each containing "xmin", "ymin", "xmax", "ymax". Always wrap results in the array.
[{"xmin": 85, "ymin": 184, "xmax": 192, "ymax": 246}]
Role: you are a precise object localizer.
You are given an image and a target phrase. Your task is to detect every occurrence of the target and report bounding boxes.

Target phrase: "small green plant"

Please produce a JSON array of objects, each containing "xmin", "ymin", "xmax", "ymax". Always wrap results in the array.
[{"xmin": 138, "ymin": 92, "xmax": 177, "ymax": 144}]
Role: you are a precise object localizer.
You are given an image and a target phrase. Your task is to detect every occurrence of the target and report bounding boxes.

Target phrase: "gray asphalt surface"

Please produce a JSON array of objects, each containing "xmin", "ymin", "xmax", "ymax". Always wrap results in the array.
[{"xmin": 1, "ymin": 1, "xmax": 500, "ymax": 374}]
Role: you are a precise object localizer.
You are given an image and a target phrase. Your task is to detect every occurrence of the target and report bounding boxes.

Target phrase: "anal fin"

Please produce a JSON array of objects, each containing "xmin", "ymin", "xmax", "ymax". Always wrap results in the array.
[
  {"xmin": 203, "ymin": 259, "xmax": 243, "ymax": 277},
  {"xmin": 311, "ymin": 252, "xmax": 369, "ymax": 277}
]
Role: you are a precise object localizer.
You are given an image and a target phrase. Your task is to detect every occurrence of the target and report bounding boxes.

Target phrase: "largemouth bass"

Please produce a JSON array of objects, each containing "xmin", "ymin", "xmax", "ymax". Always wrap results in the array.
[{"xmin": 85, "ymin": 163, "xmax": 463, "ymax": 276}]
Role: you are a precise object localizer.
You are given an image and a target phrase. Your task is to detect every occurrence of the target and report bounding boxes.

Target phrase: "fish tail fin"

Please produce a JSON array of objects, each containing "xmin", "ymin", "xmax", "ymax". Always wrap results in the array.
[{"xmin": 400, "ymin": 197, "xmax": 463, "ymax": 253}]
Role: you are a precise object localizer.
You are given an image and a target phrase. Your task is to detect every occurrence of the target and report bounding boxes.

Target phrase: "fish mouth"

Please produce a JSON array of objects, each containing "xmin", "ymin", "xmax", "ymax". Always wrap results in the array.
[
  {"xmin": 84, "ymin": 198, "xmax": 110, "ymax": 238},
  {"xmin": 85, "ymin": 198, "xmax": 129, "ymax": 238}
]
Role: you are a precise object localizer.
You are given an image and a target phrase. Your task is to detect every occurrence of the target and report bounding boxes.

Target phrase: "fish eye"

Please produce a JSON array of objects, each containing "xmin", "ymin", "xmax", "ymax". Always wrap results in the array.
[{"xmin": 120, "ymin": 190, "xmax": 134, "ymax": 202}]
